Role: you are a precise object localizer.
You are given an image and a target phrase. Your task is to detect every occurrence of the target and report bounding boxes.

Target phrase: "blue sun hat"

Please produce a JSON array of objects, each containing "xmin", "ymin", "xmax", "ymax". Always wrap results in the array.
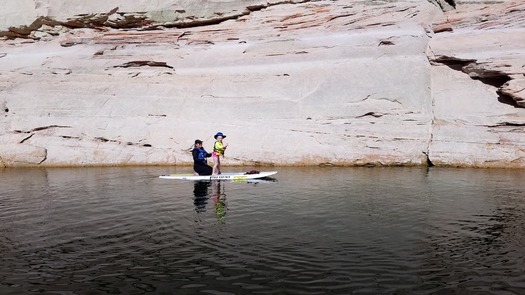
[{"xmin": 214, "ymin": 132, "xmax": 226, "ymax": 139}]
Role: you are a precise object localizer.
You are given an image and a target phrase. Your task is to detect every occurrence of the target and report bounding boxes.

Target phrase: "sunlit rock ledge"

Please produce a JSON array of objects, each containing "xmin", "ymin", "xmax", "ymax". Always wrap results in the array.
[{"xmin": 1, "ymin": 0, "xmax": 524, "ymax": 168}]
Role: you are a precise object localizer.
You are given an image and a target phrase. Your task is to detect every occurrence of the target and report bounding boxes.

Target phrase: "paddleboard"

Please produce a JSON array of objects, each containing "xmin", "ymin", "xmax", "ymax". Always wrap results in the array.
[{"xmin": 159, "ymin": 171, "xmax": 278, "ymax": 181}]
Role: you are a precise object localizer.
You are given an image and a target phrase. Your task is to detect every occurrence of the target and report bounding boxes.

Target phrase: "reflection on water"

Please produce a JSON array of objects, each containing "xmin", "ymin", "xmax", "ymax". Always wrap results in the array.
[
  {"xmin": 193, "ymin": 181, "xmax": 228, "ymax": 222},
  {"xmin": 210, "ymin": 181, "xmax": 227, "ymax": 222},
  {"xmin": 0, "ymin": 167, "xmax": 524, "ymax": 294},
  {"xmin": 193, "ymin": 181, "xmax": 210, "ymax": 213}
]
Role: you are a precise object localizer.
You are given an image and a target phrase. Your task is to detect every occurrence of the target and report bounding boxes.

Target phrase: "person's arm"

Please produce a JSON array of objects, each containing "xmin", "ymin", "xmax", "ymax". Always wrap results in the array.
[{"xmin": 192, "ymin": 149, "xmax": 199, "ymax": 161}]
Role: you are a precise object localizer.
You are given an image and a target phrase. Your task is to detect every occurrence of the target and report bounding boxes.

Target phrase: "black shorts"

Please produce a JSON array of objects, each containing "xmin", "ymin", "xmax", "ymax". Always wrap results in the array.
[{"xmin": 194, "ymin": 164, "xmax": 212, "ymax": 176}]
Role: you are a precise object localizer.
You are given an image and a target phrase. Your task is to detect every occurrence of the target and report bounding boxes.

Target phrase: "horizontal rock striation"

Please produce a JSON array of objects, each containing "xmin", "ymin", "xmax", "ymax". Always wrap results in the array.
[{"xmin": 1, "ymin": 0, "xmax": 524, "ymax": 168}]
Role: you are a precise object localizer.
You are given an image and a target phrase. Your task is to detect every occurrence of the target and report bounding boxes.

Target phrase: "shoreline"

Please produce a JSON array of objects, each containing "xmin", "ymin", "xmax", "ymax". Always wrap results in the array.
[{"xmin": 2, "ymin": 163, "xmax": 525, "ymax": 170}]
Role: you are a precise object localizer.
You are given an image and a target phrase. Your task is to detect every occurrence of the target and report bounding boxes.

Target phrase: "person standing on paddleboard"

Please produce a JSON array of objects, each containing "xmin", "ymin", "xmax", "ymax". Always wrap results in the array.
[
  {"xmin": 192, "ymin": 139, "xmax": 213, "ymax": 176},
  {"xmin": 212, "ymin": 132, "xmax": 228, "ymax": 175}
]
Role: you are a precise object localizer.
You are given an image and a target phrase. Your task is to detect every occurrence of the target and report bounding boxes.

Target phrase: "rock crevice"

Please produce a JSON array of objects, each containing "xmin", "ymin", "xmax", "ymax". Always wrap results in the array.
[
  {"xmin": 431, "ymin": 56, "xmax": 523, "ymax": 108},
  {"xmin": 1, "ymin": 1, "xmax": 320, "ymax": 40}
]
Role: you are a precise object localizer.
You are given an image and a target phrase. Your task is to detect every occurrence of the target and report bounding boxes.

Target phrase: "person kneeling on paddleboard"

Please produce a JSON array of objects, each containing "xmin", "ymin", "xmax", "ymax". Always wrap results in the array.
[{"xmin": 192, "ymin": 139, "xmax": 213, "ymax": 176}]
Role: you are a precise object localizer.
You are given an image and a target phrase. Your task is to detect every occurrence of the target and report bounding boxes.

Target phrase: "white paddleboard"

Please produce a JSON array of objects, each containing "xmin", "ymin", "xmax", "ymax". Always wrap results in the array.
[{"xmin": 159, "ymin": 171, "xmax": 278, "ymax": 181}]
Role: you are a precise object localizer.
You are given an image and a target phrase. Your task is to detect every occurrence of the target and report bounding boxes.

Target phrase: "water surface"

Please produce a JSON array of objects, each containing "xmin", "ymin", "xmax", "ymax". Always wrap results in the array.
[{"xmin": 1, "ymin": 167, "xmax": 524, "ymax": 294}]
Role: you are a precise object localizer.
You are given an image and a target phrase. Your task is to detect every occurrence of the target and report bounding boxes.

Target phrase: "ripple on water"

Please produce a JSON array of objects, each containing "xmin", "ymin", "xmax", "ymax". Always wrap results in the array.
[{"xmin": 0, "ymin": 167, "xmax": 524, "ymax": 294}]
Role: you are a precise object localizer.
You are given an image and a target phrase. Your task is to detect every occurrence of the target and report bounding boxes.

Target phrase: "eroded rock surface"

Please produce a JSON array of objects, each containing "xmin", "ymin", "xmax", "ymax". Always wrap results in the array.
[
  {"xmin": 1, "ymin": 0, "xmax": 524, "ymax": 168},
  {"xmin": 428, "ymin": 0, "xmax": 525, "ymax": 167}
]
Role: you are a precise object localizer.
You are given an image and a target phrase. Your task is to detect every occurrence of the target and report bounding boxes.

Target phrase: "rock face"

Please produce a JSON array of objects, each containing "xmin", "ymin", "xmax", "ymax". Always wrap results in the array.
[
  {"xmin": 428, "ymin": 1, "xmax": 525, "ymax": 168},
  {"xmin": 1, "ymin": 0, "xmax": 524, "ymax": 168}
]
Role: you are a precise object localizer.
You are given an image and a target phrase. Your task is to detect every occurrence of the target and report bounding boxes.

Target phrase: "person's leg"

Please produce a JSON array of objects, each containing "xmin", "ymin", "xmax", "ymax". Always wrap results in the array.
[
  {"xmin": 217, "ymin": 157, "xmax": 221, "ymax": 174},
  {"xmin": 196, "ymin": 164, "xmax": 213, "ymax": 176},
  {"xmin": 194, "ymin": 165, "xmax": 203, "ymax": 175},
  {"xmin": 203, "ymin": 165, "xmax": 213, "ymax": 176},
  {"xmin": 212, "ymin": 155, "xmax": 219, "ymax": 175}
]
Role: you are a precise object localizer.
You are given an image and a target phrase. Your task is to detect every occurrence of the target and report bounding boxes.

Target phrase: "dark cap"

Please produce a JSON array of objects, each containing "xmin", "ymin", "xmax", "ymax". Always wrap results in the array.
[{"xmin": 194, "ymin": 139, "xmax": 203, "ymax": 144}]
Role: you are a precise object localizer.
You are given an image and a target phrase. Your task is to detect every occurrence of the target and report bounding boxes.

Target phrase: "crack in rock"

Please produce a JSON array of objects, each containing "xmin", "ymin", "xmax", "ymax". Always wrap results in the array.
[
  {"xmin": 378, "ymin": 40, "xmax": 395, "ymax": 46},
  {"xmin": 356, "ymin": 112, "xmax": 384, "ymax": 118},
  {"xmin": 94, "ymin": 136, "xmax": 152, "ymax": 147},
  {"xmin": 427, "ymin": 0, "xmax": 456, "ymax": 12},
  {"xmin": 113, "ymin": 61, "xmax": 174, "ymax": 69},
  {"xmin": 499, "ymin": 78, "xmax": 525, "ymax": 108},
  {"xmin": 422, "ymin": 151, "xmax": 434, "ymax": 167},
  {"xmin": 432, "ymin": 55, "xmax": 523, "ymax": 108},
  {"xmin": 39, "ymin": 149, "xmax": 48, "ymax": 165},
  {"xmin": 1, "ymin": 1, "xmax": 318, "ymax": 40},
  {"xmin": 51, "ymin": 68, "xmax": 72, "ymax": 75},
  {"xmin": 20, "ymin": 134, "xmax": 34, "ymax": 143},
  {"xmin": 487, "ymin": 122, "xmax": 525, "ymax": 127},
  {"xmin": 15, "ymin": 125, "xmax": 71, "ymax": 133}
]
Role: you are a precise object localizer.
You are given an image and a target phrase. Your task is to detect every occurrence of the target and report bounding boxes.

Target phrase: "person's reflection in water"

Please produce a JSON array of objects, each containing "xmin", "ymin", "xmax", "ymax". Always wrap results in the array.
[
  {"xmin": 211, "ymin": 181, "xmax": 227, "ymax": 222},
  {"xmin": 193, "ymin": 181, "xmax": 210, "ymax": 213}
]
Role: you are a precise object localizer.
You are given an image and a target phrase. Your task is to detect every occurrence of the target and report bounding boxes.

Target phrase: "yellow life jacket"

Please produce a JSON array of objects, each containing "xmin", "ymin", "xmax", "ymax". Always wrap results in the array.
[{"xmin": 214, "ymin": 141, "xmax": 226, "ymax": 156}]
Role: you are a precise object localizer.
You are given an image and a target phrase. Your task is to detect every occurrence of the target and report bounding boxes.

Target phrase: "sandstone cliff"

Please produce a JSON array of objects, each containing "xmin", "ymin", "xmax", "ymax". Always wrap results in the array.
[{"xmin": 1, "ymin": 0, "xmax": 524, "ymax": 168}]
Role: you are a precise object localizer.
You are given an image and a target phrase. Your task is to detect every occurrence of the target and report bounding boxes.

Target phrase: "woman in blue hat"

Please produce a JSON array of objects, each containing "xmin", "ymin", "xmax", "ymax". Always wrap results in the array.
[{"xmin": 212, "ymin": 132, "xmax": 228, "ymax": 175}]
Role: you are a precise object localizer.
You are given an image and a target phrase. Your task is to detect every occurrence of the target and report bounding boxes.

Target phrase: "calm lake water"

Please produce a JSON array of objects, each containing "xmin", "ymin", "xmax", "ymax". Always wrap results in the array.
[{"xmin": 0, "ymin": 166, "xmax": 524, "ymax": 295}]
